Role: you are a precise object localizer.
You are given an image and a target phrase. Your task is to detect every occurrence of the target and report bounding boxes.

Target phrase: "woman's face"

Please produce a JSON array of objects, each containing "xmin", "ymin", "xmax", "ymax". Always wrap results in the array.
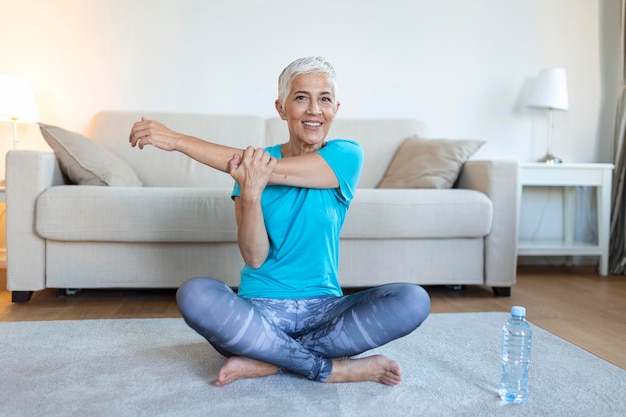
[{"xmin": 275, "ymin": 73, "xmax": 340, "ymax": 149}]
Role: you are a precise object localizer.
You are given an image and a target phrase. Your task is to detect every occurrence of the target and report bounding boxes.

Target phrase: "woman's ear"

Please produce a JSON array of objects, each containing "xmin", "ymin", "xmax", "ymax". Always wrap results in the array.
[{"xmin": 275, "ymin": 100, "xmax": 287, "ymax": 120}]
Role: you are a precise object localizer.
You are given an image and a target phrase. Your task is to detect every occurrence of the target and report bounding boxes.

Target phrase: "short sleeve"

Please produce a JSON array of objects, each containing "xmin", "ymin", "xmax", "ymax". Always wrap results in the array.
[{"xmin": 317, "ymin": 139, "xmax": 363, "ymax": 202}]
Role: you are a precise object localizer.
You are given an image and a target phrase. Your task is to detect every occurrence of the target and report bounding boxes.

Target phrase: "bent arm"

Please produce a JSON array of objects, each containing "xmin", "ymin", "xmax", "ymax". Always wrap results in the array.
[
  {"xmin": 229, "ymin": 148, "xmax": 275, "ymax": 268},
  {"xmin": 234, "ymin": 196, "xmax": 270, "ymax": 268}
]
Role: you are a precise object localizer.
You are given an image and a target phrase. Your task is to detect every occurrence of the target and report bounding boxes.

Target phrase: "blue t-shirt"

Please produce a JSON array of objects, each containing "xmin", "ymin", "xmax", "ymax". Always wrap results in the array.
[{"xmin": 231, "ymin": 139, "xmax": 363, "ymax": 299}]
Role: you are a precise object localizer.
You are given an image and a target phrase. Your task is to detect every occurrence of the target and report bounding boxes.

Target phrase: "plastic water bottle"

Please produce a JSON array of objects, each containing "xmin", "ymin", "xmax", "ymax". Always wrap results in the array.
[{"xmin": 499, "ymin": 306, "xmax": 532, "ymax": 403}]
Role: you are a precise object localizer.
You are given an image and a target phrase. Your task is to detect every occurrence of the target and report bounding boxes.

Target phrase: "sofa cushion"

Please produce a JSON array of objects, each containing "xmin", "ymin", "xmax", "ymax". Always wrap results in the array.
[
  {"xmin": 35, "ymin": 186, "xmax": 491, "ymax": 242},
  {"xmin": 377, "ymin": 136, "xmax": 485, "ymax": 189},
  {"xmin": 39, "ymin": 123, "xmax": 142, "ymax": 186},
  {"xmin": 342, "ymin": 188, "xmax": 492, "ymax": 239},
  {"xmin": 36, "ymin": 186, "xmax": 238, "ymax": 242}
]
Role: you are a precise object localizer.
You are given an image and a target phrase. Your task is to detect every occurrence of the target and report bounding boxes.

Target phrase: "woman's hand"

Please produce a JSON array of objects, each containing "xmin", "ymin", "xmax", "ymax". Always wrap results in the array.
[
  {"xmin": 129, "ymin": 117, "xmax": 183, "ymax": 151},
  {"xmin": 229, "ymin": 146, "xmax": 278, "ymax": 198}
]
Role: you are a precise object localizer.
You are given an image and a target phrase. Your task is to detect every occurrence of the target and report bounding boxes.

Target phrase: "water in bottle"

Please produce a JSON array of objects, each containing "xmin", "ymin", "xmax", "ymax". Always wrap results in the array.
[{"xmin": 499, "ymin": 305, "xmax": 532, "ymax": 403}]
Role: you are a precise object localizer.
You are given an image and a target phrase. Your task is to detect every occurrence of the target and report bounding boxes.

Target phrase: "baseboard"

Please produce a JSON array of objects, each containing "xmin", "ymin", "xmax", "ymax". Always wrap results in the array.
[{"xmin": 517, "ymin": 255, "xmax": 599, "ymax": 267}]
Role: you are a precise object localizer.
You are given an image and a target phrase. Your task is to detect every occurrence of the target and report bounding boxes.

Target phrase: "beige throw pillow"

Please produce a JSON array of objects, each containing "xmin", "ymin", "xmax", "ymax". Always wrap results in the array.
[
  {"xmin": 39, "ymin": 123, "xmax": 142, "ymax": 186},
  {"xmin": 377, "ymin": 135, "xmax": 485, "ymax": 189}
]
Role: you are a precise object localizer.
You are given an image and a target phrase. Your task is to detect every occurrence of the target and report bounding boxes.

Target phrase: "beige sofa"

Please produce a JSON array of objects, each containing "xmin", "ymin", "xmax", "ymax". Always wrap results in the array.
[{"xmin": 6, "ymin": 111, "xmax": 518, "ymax": 302}]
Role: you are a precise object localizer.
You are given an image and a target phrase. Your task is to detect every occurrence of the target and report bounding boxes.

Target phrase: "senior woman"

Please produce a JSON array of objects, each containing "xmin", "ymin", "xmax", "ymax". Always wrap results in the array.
[{"xmin": 129, "ymin": 56, "xmax": 430, "ymax": 386}]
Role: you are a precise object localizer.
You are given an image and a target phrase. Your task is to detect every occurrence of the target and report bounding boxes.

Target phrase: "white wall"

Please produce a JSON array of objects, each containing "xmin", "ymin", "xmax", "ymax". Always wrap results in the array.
[
  {"xmin": 0, "ymin": 0, "xmax": 619, "ymax": 162},
  {"xmin": 0, "ymin": 0, "xmax": 623, "ymax": 265}
]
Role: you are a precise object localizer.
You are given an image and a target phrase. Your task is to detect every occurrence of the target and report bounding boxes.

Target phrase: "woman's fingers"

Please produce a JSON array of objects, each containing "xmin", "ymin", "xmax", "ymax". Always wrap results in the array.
[
  {"xmin": 243, "ymin": 147, "xmax": 276, "ymax": 167},
  {"xmin": 129, "ymin": 119, "xmax": 151, "ymax": 148},
  {"xmin": 129, "ymin": 118, "xmax": 178, "ymax": 151}
]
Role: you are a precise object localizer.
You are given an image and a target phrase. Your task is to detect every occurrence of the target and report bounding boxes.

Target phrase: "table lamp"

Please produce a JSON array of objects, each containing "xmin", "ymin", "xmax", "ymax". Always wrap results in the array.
[
  {"xmin": 0, "ymin": 74, "xmax": 40, "ymax": 149},
  {"xmin": 527, "ymin": 67, "xmax": 569, "ymax": 164}
]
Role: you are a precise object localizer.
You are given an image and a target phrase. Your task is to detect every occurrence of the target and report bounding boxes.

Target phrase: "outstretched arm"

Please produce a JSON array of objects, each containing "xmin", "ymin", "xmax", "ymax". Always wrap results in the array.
[
  {"xmin": 129, "ymin": 117, "xmax": 338, "ymax": 189},
  {"xmin": 129, "ymin": 117, "xmax": 241, "ymax": 173}
]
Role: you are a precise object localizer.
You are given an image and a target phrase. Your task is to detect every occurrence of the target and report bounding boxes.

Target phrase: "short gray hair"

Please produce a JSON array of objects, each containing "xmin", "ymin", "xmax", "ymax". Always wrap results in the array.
[{"xmin": 277, "ymin": 56, "xmax": 338, "ymax": 106}]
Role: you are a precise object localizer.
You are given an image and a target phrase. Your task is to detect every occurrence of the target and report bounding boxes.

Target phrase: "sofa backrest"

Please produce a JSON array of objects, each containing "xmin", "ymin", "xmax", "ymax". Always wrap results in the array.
[
  {"xmin": 88, "ymin": 111, "xmax": 429, "ymax": 189},
  {"xmin": 88, "ymin": 111, "xmax": 266, "ymax": 188},
  {"xmin": 266, "ymin": 117, "xmax": 430, "ymax": 188}
]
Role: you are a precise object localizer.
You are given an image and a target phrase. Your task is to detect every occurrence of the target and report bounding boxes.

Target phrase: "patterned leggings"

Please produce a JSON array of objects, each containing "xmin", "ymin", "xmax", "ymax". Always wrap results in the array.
[{"xmin": 176, "ymin": 278, "xmax": 430, "ymax": 382}]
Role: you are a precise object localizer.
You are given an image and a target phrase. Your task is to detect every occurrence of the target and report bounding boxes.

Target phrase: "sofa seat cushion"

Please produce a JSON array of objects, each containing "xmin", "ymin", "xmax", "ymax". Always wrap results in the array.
[
  {"xmin": 36, "ymin": 186, "xmax": 238, "ymax": 242},
  {"xmin": 342, "ymin": 188, "xmax": 492, "ymax": 239},
  {"xmin": 36, "ymin": 187, "xmax": 492, "ymax": 242}
]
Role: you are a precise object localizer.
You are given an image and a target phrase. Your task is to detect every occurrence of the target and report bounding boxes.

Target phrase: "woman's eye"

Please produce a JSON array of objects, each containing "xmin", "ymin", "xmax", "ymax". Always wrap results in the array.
[{"xmin": 295, "ymin": 95, "xmax": 308, "ymax": 101}]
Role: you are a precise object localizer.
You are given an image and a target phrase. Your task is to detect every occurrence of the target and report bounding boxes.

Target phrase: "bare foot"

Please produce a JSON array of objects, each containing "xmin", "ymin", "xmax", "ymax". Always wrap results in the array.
[
  {"xmin": 215, "ymin": 356, "xmax": 279, "ymax": 387},
  {"xmin": 325, "ymin": 355, "xmax": 402, "ymax": 386}
]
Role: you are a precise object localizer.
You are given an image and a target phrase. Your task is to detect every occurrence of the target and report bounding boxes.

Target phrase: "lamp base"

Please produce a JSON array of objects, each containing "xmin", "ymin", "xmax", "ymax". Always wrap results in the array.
[{"xmin": 538, "ymin": 152, "xmax": 562, "ymax": 165}]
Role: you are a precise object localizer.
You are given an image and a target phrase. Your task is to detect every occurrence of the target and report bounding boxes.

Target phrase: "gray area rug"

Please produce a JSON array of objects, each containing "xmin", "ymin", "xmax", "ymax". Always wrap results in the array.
[{"xmin": 1, "ymin": 312, "xmax": 624, "ymax": 417}]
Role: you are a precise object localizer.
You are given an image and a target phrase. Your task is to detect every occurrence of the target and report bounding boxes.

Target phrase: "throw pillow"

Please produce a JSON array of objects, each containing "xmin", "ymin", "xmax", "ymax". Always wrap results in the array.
[
  {"xmin": 377, "ymin": 135, "xmax": 485, "ymax": 189},
  {"xmin": 39, "ymin": 123, "xmax": 142, "ymax": 186}
]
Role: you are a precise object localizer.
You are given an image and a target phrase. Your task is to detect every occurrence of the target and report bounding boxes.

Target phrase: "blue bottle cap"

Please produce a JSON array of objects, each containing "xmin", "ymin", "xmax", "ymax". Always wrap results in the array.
[{"xmin": 511, "ymin": 306, "xmax": 526, "ymax": 318}]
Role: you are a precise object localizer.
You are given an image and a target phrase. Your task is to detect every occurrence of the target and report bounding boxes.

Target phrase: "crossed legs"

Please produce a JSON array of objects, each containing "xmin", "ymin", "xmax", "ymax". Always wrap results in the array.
[{"xmin": 176, "ymin": 278, "xmax": 430, "ymax": 386}]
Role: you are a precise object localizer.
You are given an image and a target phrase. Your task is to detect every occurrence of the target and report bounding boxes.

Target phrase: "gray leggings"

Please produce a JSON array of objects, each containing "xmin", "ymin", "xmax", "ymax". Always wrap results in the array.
[{"xmin": 176, "ymin": 278, "xmax": 430, "ymax": 382}]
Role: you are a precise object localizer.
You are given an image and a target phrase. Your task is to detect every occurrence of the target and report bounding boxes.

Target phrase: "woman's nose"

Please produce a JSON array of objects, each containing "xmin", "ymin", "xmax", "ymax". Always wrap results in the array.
[{"xmin": 307, "ymin": 102, "xmax": 322, "ymax": 115}]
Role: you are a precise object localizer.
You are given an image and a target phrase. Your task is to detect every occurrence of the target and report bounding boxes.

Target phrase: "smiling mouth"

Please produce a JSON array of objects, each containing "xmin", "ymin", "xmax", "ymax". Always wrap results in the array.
[{"xmin": 303, "ymin": 121, "xmax": 322, "ymax": 127}]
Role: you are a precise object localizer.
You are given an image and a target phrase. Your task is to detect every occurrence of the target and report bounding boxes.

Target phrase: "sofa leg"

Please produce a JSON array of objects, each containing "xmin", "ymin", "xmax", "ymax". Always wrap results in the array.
[
  {"xmin": 447, "ymin": 285, "xmax": 465, "ymax": 291},
  {"xmin": 12, "ymin": 291, "xmax": 33, "ymax": 303},
  {"xmin": 492, "ymin": 287, "xmax": 511, "ymax": 297},
  {"xmin": 59, "ymin": 289, "xmax": 81, "ymax": 297}
]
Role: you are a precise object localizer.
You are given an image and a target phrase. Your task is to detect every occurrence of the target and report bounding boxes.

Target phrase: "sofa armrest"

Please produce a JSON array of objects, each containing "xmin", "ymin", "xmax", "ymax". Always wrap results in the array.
[
  {"xmin": 456, "ymin": 160, "xmax": 519, "ymax": 288},
  {"xmin": 6, "ymin": 150, "xmax": 66, "ymax": 294}
]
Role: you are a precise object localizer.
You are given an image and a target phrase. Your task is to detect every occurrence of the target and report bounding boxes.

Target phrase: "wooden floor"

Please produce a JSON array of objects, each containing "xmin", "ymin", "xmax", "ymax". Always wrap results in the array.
[{"xmin": 1, "ymin": 266, "xmax": 625, "ymax": 370}]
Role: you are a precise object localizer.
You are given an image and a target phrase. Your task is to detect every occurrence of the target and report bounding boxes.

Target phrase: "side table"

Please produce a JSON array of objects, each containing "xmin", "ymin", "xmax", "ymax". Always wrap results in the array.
[{"xmin": 517, "ymin": 163, "xmax": 614, "ymax": 275}]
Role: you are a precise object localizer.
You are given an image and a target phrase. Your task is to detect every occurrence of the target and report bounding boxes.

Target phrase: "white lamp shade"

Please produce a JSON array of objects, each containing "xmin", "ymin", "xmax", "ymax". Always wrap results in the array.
[
  {"xmin": 528, "ymin": 67, "xmax": 569, "ymax": 111},
  {"xmin": 0, "ymin": 74, "xmax": 39, "ymax": 123}
]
